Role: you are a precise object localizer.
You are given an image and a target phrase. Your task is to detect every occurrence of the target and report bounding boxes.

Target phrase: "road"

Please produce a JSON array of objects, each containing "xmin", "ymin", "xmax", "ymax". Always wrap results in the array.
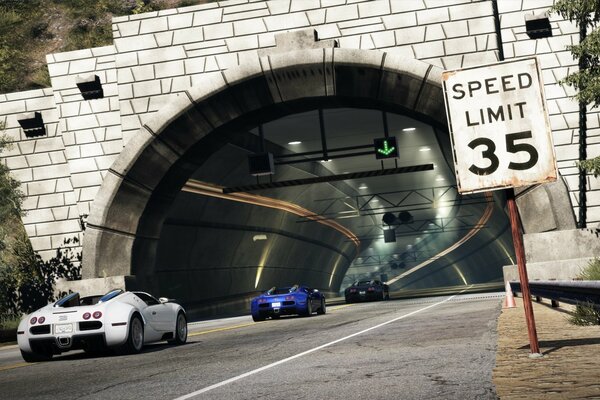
[{"xmin": 0, "ymin": 293, "xmax": 502, "ymax": 399}]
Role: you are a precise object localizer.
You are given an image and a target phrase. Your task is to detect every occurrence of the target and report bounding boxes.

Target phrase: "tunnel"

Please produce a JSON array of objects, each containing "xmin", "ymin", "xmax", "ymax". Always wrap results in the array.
[{"xmin": 82, "ymin": 49, "xmax": 515, "ymax": 318}]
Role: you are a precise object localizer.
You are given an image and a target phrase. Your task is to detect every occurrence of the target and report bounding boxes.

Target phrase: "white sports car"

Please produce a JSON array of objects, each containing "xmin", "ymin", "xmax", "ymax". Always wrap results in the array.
[{"xmin": 17, "ymin": 289, "xmax": 188, "ymax": 362}]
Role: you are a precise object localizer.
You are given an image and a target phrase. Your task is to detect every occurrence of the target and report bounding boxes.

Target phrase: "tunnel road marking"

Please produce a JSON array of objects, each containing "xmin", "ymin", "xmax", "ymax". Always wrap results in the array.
[
  {"xmin": 0, "ymin": 362, "xmax": 34, "ymax": 372},
  {"xmin": 173, "ymin": 293, "xmax": 460, "ymax": 400},
  {"xmin": 189, "ymin": 322, "xmax": 261, "ymax": 337},
  {"xmin": 188, "ymin": 305, "xmax": 353, "ymax": 337}
]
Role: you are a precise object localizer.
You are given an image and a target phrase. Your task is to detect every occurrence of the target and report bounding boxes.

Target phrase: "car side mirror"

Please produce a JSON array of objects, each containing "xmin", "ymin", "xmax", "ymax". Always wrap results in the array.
[
  {"xmin": 313, "ymin": 289, "xmax": 319, "ymax": 293},
  {"xmin": 159, "ymin": 297, "xmax": 169, "ymax": 303}
]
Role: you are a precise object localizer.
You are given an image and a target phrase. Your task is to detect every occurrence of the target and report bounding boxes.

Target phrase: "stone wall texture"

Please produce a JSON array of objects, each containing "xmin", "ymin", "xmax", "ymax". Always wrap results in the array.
[{"xmin": 0, "ymin": 0, "xmax": 595, "ymax": 259}]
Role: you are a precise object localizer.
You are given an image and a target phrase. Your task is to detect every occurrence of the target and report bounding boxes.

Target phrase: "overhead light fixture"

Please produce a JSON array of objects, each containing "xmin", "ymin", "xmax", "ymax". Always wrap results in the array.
[
  {"xmin": 358, "ymin": 184, "xmax": 368, "ymax": 190},
  {"xmin": 248, "ymin": 153, "xmax": 275, "ymax": 176},
  {"xmin": 320, "ymin": 159, "xmax": 331, "ymax": 163},
  {"xmin": 371, "ymin": 198, "xmax": 379, "ymax": 202},
  {"xmin": 382, "ymin": 212, "xmax": 397, "ymax": 225},
  {"xmin": 402, "ymin": 127, "xmax": 416, "ymax": 132},
  {"xmin": 383, "ymin": 229, "xmax": 396, "ymax": 243},
  {"xmin": 253, "ymin": 234, "xmax": 267, "ymax": 241},
  {"xmin": 436, "ymin": 177, "xmax": 445, "ymax": 181},
  {"xmin": 288, "ymin": 141, "xmax": 302, "ymax": 145},
  {"xmin": 398, "ymin": 211, "xmax": 413, "ymax": 224},
  {"xmin": 419, "ymin": 146, "xmax": 431, "ymax": 152}
]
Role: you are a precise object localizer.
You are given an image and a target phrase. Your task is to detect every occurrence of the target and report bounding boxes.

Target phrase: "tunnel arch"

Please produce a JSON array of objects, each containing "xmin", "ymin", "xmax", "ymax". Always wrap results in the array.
[
  {"xmin": 81, "ymin": 47, "xmax": 569, "ymax": 282},
  {"xmin": 82, "ymin": 48, "xmax": 447, "ymax": 279}
]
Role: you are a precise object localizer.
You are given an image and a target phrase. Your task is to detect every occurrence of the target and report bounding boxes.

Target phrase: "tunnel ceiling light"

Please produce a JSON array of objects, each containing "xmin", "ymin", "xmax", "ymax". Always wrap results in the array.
[
  {"xmin": 419, "ymin": 146, "xmax": 431, "ymax": 152},
  {"xmin": 402, "ymin": 127, "xmax": 416, "ymax": 132},
  {"xmin": 358, "ymin": 184, "xmax": 368, "ymax": 190},
  {"xmin": 252, "ymin": 234, "xmax": 267, "ymax": 241},
  {"xmin": 288, "ymin": 141, "xmax": 302, "ymax": 145},
  {"xmin": 436, "ymin": 176, "xmax": 446, "ymax": 181}
]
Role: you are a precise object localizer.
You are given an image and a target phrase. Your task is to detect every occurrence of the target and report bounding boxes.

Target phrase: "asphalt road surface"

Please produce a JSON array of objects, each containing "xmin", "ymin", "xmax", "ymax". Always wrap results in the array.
[{"xmin": 0, "ymin": 293, "xmax": 502, "ymax": 400}]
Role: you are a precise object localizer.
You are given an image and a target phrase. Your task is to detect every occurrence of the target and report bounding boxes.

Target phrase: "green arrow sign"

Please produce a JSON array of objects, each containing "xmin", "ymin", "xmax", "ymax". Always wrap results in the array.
[{"xmin": 373, "ymin": 137, "xmax": 398, "ymax": 159}]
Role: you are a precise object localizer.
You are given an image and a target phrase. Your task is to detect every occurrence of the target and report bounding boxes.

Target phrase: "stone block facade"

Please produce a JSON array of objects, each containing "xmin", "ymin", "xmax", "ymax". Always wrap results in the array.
[{"xmin": 0, "ymin": 0, "xmax": 596, "ymax": 259}]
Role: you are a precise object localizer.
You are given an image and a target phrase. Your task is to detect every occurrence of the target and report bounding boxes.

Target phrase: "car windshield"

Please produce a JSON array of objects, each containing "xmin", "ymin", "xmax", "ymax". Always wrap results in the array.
[
  {"xmin": 354, "ymin": 280, "xmax": 373, "ymax": 286},
  {"xmin": 98, "ymin": 289, "xmax": 123, "ymax": 303}
]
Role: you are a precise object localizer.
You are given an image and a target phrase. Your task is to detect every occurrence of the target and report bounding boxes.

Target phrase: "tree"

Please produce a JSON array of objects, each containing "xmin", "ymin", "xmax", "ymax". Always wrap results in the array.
[
  {"xmin": 0, "ymin": 128, "xmax": 81, "ymax": 317},
  {"xmin": 551, "ymin": 0, "xmax": 600, "ymax": 177},
  {"xmin": 0, "ymin": 131, "xmax": 24, "ymax": 252}
]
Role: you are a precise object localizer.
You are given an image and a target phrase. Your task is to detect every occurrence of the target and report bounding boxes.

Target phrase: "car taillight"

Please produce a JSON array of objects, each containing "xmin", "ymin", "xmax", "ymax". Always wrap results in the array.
[
  {"xmin": 38, "ymin": 316, "xmax": 45, "ymax": 324},
  {"xmin": 368, "ymin": 287, "xmax": 375, "ymax": 291},
  {"xmin": 285, "ymin": 296, "xmax": 294, "ymax": 301},
  {"xmin": 350, "ymin": 288, "xmax": 356, "ymax": 293},
  {"xmin": 258, "ymin": 299, "xmax": 266, "ymax": 303},
  {"xmin": 93, "ymin": 311, "xmax": 102, "ymax": 319},
  {"xmin": 83, "ymin": 312, "xmax": 91, "ymax": 320},
  {"xmin": 30, "ymin": 317, "xmax": 37, "ymax": 324}
]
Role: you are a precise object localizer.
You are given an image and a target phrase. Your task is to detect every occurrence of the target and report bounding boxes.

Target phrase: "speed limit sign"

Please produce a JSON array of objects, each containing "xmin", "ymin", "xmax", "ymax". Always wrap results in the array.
[{"xmin": 442, "ymin": 57, "xmax": 557, "ymax": 194}]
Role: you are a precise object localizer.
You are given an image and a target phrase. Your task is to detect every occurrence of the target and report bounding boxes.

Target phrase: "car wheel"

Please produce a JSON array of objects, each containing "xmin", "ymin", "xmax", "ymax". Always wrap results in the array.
[
  {"xmin": 317, "ymin": 298, "xmax": 326, "ymax": 315},
  {"xmin": 385, "ymin": 292, "xmax": 390, "ymax": 300},
  {"xmin": 20, "ymin": 349, "xmax": 52, "ymax": 363},
  {"xmin": 252, "ymin": 313, "xmax": 265, "ymax": 322},
  {"xmin": 120, "ymin": 314, "xmax": 144, "ymax": 354},
  {"xmin": 169, "ymin": 312, "xmax": 187, "ymax": 345},
  {"xmin": 303, "ymin": 300, "xmax": 312, "ymax": 317},
  {"xmin": 345, "ymin": 297, "xmax": 352, "ymax": 304}
]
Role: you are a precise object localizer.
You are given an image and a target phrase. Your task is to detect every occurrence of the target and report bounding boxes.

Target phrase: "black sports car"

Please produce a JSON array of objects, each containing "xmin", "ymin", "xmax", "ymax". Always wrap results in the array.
[{"xmin": 344, "ymin": 280, "xmax": 390, "ymax": 303}]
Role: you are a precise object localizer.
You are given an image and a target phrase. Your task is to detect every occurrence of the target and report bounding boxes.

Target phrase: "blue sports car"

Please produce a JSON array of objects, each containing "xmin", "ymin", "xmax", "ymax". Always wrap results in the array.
[{"xmin": 250, "ymin": 285, "xmax": 326, "ymax": 322}]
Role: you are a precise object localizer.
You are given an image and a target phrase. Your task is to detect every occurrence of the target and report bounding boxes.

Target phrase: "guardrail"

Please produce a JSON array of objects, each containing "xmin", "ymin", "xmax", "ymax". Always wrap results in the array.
[{"xmin": 509, "ymin": 280, "xmax": 600, "ymax": 308}]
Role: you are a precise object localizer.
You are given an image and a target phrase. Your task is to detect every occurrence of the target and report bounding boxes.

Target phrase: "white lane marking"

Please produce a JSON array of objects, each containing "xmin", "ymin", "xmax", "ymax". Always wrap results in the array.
[{"xmin": 173, "ymin": 293, "xmax": 459, "ymax": 400}]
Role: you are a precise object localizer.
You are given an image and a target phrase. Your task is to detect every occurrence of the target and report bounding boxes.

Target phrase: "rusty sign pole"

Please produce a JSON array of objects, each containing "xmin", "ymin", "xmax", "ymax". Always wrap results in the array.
[{"xmin": 506, "ymin": 188, "xmax": 540, "ymax": 355}]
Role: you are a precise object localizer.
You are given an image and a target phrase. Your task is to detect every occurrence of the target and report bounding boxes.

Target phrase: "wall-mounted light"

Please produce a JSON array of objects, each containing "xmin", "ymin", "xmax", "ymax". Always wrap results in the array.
[
  {"xmin": 402, "ymin": 127, "xmax": 416, "ymax": 132},
  {"xmin": 76, "ymin": 74, "xmax": 104, "ymax": 100},
  {"xmin": 253, "ymin": 234, "xmax": 267, "ymax": 242},
  {"xmin": 17, "ymin": 112, "xmax": 46, "ymax": 138},
  {"xmin": 525, "ymin": 12, "xmax": 552, "ymax": 39},
  {"xmin": 288, "ymin": 141, "xmax": 302, "ymax": 145}
]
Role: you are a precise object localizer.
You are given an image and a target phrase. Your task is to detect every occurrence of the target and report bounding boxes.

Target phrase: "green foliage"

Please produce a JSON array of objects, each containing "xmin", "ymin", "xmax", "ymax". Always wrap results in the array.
[
  {"xmin": 550, "ymin": 0, "xmax": 600, "ymax": 27},
  {"xmin": 0, "ymin": 313, "xmax": 19, "ymax": 330},
  {"xmin": 578, "ymin": 257, "xmax": 600, "ymax": 279},
  {"xmin": 0, "ymin": 136, "xmax": 24, "ymax": 235},
  {"xmin": 0, "ymin": 237, "xmax": 81, "ymax": 317},
  {"xmin": 578, "ymin": 156, "xmax": 600, "ymax": 177},
  {"xmin": 550, "ymin": 0, "xmax": 600, "ymax": 173},
  {"xmin": 569, "ymin": 258, "xmax": 600, "ymax": 326}
]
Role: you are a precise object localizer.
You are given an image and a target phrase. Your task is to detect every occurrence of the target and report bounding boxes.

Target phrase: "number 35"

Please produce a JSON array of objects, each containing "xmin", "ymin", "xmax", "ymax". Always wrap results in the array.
[{"xmin": 468, "ymin": 131, "xmax": 539, "ymax": 175}]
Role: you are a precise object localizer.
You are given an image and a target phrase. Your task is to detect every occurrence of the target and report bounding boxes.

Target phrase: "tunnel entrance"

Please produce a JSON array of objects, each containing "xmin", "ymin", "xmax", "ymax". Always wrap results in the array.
[
  {"xmin": 153, "ymin": 106, "xmax": 514, "ymax": 317},
  {"xmin": 82, "ymin": 49, "xmax": 514, "ymax": 317}
]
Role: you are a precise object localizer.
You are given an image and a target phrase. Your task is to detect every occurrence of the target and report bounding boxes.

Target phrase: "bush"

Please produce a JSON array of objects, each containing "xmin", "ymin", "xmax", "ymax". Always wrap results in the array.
[
  {"xmin": 0, "ymin": 237, "xmax": 81, "ymax": 317},
  {"xmin": 569, "ymin": 258, "xmax": 600, "ymax": 326}
]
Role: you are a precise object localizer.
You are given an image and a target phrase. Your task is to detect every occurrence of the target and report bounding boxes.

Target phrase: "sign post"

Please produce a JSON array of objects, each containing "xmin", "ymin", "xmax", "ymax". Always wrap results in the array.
[{"xmin": 442, "ymin": 57, "xmax": 557, "ymax": 356}]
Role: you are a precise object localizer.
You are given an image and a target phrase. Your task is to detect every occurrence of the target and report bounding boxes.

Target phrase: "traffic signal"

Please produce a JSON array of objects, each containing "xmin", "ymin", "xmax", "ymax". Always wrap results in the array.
[{"xmin": 373, "ymin": 137, "xmax": 398, "ymax": 159}]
